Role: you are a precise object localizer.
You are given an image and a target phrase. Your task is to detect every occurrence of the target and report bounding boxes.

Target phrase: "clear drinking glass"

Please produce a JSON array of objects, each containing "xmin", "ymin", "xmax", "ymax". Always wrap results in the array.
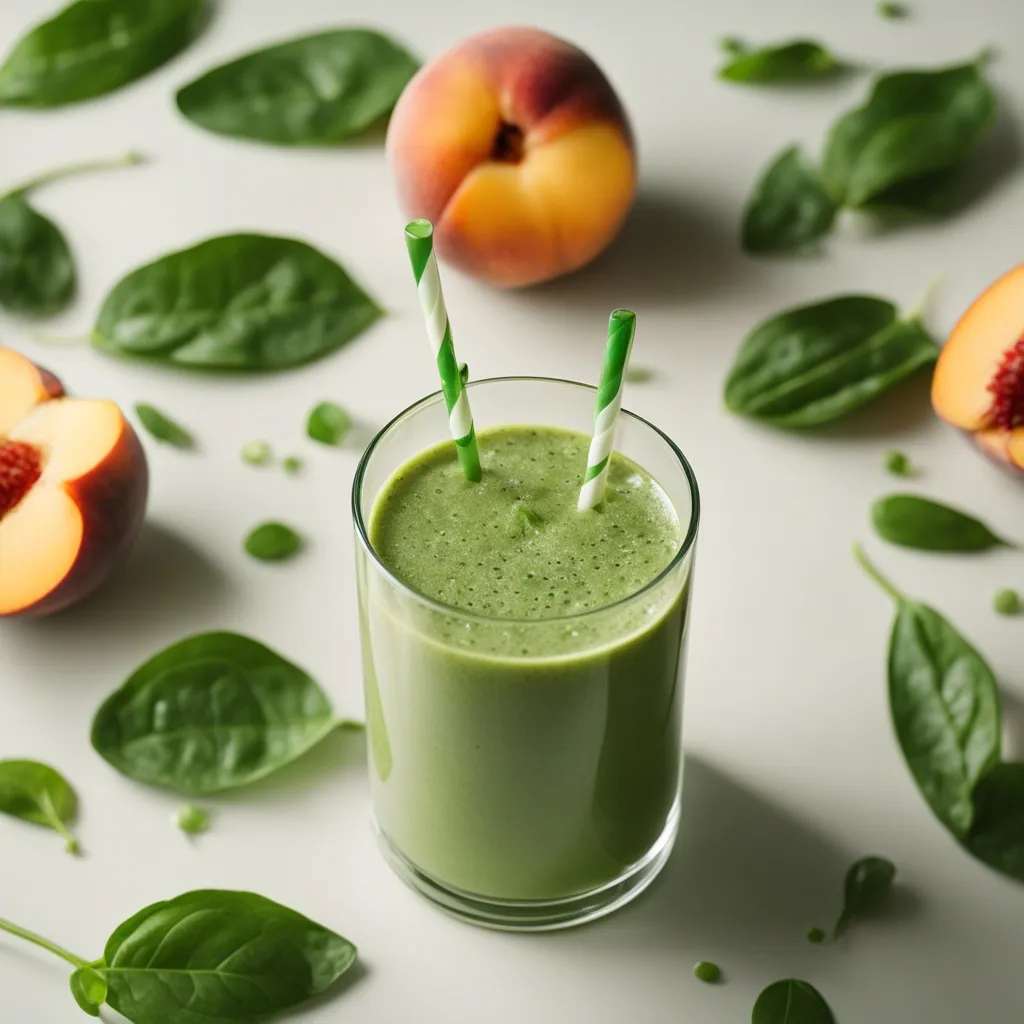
[{"xmin": 352, "ymin": 377, "xmax": 699, "ymax": 930}]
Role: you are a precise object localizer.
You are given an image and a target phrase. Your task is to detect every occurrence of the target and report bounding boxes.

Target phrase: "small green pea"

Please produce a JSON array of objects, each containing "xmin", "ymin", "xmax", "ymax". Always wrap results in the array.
[
  {"xmin": 884, "ymin": 449, "xmax": 912, "ymax": 477},
  {"xmin": 242, "ymin": 440, "xmax": 272, "ymax": 466},
  {"xmin": 176, "ymin": 805, "xmax": 210, "ymax": 835},
  {"xmin": 807, "ymin": 926, "xmax": 827, "ymax": 944},
  {"xmin": 282, "ymin": 456, "xmax": 303, "ymax": 475},
  {"xmin": 693, "ymin": 961, "xmax": 721, "ymax": 984},
  {"xmin": 993, "ymin": 588, "xmax": 1023, "ymax": 616}
]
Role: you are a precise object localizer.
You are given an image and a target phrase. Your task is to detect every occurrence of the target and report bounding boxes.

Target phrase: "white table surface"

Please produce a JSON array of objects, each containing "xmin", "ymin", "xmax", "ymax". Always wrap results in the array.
[{"xmin": 2, "ymin": 1, "xmax": 1023, "ymax": 1021}]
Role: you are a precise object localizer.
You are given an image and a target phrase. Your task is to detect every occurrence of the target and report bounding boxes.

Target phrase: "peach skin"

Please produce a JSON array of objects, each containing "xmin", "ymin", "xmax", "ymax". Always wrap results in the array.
[
  {"xmin": 0, "ymin": 347, "xmax": 148, "ymax": 617},
  {"xmin": 386, "ymin": 26, "xmax": 636, "ymax": 288}
]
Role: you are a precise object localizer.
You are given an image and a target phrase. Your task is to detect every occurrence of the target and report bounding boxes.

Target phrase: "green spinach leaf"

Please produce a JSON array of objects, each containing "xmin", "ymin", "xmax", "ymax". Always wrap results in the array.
[
  {"xmin": 91, "ymin": 631, "xmax": 340, "ymax": 793},
  {"xmin": 0, "ymin": 889, "xmax": 356, "ymax": 1022},
  {"xmin": 724, "ymin": 295, "xmax": 937, "ymax": 427},
  {"xmin": 834, "ymin": 855, "xmax": 896, "ymax": 937},
  {"xmin": 823, "ymin": 60, "xmax": 996, "ymax": 207},
  {"xmin": 742, "ymin": 146, "xmax": 838, "ymax": 253},
  {"xmin": 0, "ymin": 0, "xmax": 210, "ymax": 107},
  {"xmin": 719, "ymin": 39, "xmax": 842, "ymax": 84},
  {"xmin": 307, "ymin": 401, "xmax": 351, "ymax": 445},
  {"xmin": 244, "ymin": 521, "xmax": 304, "ymax": 561},
  {"xmin": 176, "ymin": 29, "xmax": 418, "ymax": 145},
  {"xmin": 0, "ymin": 759, "xmax": 80, "ymax": 853},
  {"xmin": 93, "ymin": 233, "xmax": 383, "ymax": 371},
  {"xmin": 69, "ymin": 966, "xmax": 106, "ymax": 1017},
  {"xmin": 0, "ymin": 152, "xmax": 142, "ymax": 316},
  {"xmin": 872, "ymin": 494, "xmax": 1012, "ymax": 551},
  {"xmin": 854, "ymin": 544, "xmax": 1002, "ymax": 836},
  {"xmin": 0, "ymin": 196, "xmax": 73, "ymax": 315},
  {"xmin": 134, "ymin": 402, "xmax": 196, "ymax": 449},
  {"xmin": 965, "ymin": 763, "xmax": 1024, "ymax": 881},
  {"xmin": 752, "ymin": 979, "xmax": 836, "ymax": 1023}
]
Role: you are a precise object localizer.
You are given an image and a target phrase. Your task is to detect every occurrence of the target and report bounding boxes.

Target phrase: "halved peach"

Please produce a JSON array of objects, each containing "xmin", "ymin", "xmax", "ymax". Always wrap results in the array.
[
  {"xmin": 0, "ymin": 348, "xmax": 148, "ymax": 618},
  {"xmin": 932, "ymin": 264, "xmax": 1024, "ymax": 473}
]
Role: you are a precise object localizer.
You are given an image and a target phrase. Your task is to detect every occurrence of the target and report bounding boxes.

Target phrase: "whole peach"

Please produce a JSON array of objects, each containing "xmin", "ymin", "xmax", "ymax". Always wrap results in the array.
[{"xmin": 387, "ymin": 26, "xmax": 636, "ymax": 288}]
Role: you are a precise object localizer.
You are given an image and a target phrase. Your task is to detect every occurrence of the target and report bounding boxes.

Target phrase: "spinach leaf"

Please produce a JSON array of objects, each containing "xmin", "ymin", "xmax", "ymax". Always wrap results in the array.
[
  {"xmin": 102, "ymin": 891, "xmax": 356, "ymax": 1021},
  {"xmin": 176, "ymin": 29, "xmax": 418, "ymax": 145},
  {"xmin": 742, "ymin": 146, "xmax": 838, "ymax": 253},
  {"xmin": 91, "ymin": 631, "xmax": 340, "ymax": 793},
  {"xmin": 244, "ymin": 521, "xmax": 304, "ymax": 561},
  {"xmin": 834, "ymin": 855, "xmax": 896, "ymax": 937},
  {"xmin": 872, "ymin": 494, "xmax": 1012, "ymax": 551},
  {"xmin": 822, "ymin": 60, "xmax": 996, "ymax": 207},
  {"xmin": 93, "ymin": 233, "xmax": 383, "ymax": 371},
  {"xmin": 0, "ymin": 152, "xmax": 142, "ymax": 316},
  {"xmin": 134, "ymin": 402, "xmax": 196, "ymax": 449},
  {"xmin": 719, "ymin": 39, "xmax": 842, "ymax": 84},
  {"xmin": 854, "ymin": 544, "xmax": 1002, "ymax": 836},
  {"xmin": 966, "ymin": 763, "xmax": 1024, "ymax": 881},
  {"xmin": 307, "ymin": 401, "xmax": 351, "ymax": 445},
  {"xmin": 0, "ymin": 889, "xmax": 356, "ymax": 1022},
  {"xmin": 0, "ymin": 0, "xmax": 210, "ymax": 107},
  {"xmin": 69, "ymin": 966, "xmax": 106, "ymax": 1017},
  {"xmin": 752, "ymin": 979, "xmax": 836, "ymax": 1023},
  {"xmin": 0, "ymin": 197, "xmax": 73, "ymax": 315},
  {"xmin": 0, "ymin": 759, "xmax": 80, "ymax": 853},
  {"xmin": 724, "ymin": 295, "xmax": 937, "ymax": 427}
]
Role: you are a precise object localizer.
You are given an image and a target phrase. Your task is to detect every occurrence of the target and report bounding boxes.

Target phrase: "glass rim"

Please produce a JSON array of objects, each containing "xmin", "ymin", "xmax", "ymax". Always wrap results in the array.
[{"xmin": 351, "ymin": 375, "xmax": 700, "ymax": 626}]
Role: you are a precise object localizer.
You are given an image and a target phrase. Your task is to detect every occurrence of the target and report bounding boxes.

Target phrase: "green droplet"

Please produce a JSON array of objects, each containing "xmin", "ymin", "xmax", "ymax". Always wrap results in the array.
[
  {"xmin": 307, "ymin": 401, "xmax": 351, "ymax": 446},
  {"xmin": 282, "ymin": 455, "xmax": 303, "ymax": 475},
  {"xmin": 459, "ymin": 362, "xmax": 469, "ymax": 383},
  {"xmin": 884, "ymin": 449, "xmax": 912, "ymax": 477},
  {"xmin": 693, "ymin": 961, "xmax": 721, "ymax": 983},
  {"xmin": 994, "ymin": 588, "xmax": 1023, "ymax": 616},
  {"xmin": 242, "ymin": 440, "xmax": 272, "ymax": 466},
  {"xmin": 877, "ymin": 1, "xmax": 908, "ymax": 18},
  {"xmin": 175, "ymin": 804, "xmax": 210, "ymax": 834},
  {"xmin": 807, "ymin": 926, "xmax": 827, "ymax": 944}
]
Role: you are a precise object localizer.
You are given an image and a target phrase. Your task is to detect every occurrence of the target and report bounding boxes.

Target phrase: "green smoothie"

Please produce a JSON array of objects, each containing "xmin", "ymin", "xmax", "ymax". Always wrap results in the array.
[{"xmin": 360, "ymin": 424, "xmax": 692, "ymax": 901}]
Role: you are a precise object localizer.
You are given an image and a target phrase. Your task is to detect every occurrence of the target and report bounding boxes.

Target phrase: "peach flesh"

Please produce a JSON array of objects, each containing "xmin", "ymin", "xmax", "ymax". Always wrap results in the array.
[
  {"xmin": 0, "ymin": 440, "xmax": 42, "ymax": 518},
  {"xmin": 932, "ymin": 264, "xmax": 1024, "ymax": 432},
  {"xmin": 988, "ymin": 336, "xmax": 1024, "ymax": 430}
]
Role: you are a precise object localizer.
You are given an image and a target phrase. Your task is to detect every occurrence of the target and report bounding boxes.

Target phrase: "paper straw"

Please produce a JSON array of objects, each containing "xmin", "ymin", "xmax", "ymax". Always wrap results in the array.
[
  {"xmin": 404, "ymin": 220, "xmax": 481, "ymax": 482},
  {"xmin": 578, "ymin": 309, "xmax": 637, "ymax": 510}
]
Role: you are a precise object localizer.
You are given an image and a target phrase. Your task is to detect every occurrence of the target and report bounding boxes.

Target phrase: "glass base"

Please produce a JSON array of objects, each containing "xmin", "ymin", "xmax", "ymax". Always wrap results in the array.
[{"xmin": 375, "ymin": 797, "xmax": 680, "ymax": 932}]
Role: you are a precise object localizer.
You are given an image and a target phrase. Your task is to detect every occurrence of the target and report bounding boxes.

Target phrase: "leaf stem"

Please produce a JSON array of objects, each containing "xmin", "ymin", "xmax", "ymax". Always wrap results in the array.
[
  {"xmin": 0, "ymin": 916, "xmax": 88, "ymax": 969},
  {"xmin": 1, "ymin": 151, "xmax": 145, "ymax": 201},
  {"xmin": 30, "ymin": 331, "xmax": 91, "ymax": 346},
  {"xmin": 38, "ymin": 792, "xmax": 80, "ymax": 856},
  {"xmin": 906, "ymin": 274, "xmax": 944, "ymax": 323},
  {"xmin": 852, "ymin": 542, "xmax": 907, "ymax": 603}
]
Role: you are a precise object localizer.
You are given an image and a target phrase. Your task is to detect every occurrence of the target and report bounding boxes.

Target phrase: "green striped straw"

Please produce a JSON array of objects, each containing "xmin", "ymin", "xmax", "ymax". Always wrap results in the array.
[
  {"xmin": 578, "ymin": 309, "xmax": 637, "ymax": 511},
  {"xmin": 404, "ymin": 219, "xmax": 481, "ymax": 482}
]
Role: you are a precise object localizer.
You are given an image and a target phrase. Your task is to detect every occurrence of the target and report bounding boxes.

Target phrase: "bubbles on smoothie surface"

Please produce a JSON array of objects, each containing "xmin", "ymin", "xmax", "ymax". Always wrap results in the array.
[{"xmin": 368, "ymin": 425, "xmax": 681, "ymax": 618}]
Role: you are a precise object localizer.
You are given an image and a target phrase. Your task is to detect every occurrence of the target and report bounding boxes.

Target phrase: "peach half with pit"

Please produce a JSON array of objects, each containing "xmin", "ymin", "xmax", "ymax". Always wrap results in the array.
[
  {"xmin": 0, "ymin": 347, "xmax": 148, "ymax": 617},
  {"xmin": 932, "ymin": 265, "xmax": 1024, "ymax": 477},
  {"xmin": 386, "ymin": 26, "xmax": 636, "ymax": 288}
]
